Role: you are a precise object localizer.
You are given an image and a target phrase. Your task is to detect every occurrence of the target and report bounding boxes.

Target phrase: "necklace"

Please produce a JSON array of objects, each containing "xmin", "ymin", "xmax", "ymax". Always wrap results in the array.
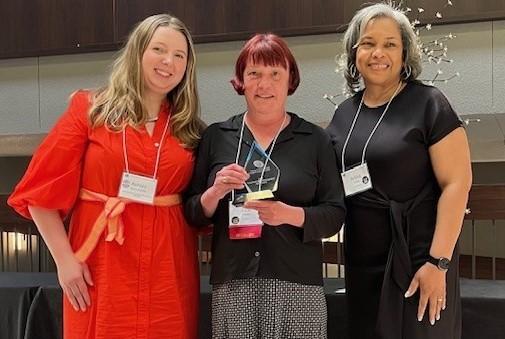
[{"xmin": 363, "ymin": 82, "xmax": 405, "ymax": 107}]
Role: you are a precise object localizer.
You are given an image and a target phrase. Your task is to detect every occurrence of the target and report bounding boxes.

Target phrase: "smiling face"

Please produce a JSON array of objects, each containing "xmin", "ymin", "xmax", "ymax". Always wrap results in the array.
[
  {"xmin": 243, "ymin": 61, "xmax": 290, "ymax": 116},
  {"xmin": 141, "ymin": 26, "xmax": 188, "ymax": 101},
  {"xmin": 355, "ymin": 16, "xmax": 403, "ymax": 89}
]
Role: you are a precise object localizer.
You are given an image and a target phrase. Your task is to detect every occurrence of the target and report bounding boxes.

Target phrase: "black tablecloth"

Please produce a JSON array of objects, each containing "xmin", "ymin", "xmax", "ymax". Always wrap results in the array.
[
  {"xmin": 0, "ymin": 273, "xmax": 58, "ymax": 339},
  {"xmin": 1, "ymin": 273, "xmax": 504, "ymax": 339}
]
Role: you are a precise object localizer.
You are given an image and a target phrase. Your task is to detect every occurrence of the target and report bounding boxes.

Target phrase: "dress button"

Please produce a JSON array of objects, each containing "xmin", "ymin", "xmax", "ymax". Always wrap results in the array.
[
  {"xmin": 254, "ymin": 251, "xmax": 260, "ymax": 257},
  {"xmin": 154, "ymin": 142, "xmax": 160, "ymax": 147}
]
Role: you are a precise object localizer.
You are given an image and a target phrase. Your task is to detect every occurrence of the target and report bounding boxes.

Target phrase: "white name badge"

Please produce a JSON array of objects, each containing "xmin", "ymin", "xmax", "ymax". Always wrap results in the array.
[
  {"xmin": 228, "ymin": 201, "xmax": 263, "ymax": 239},
  {"xmin": 341, "ymin": 162, "xmax": 373, "ymax": 197},
  {"xmin": 118, "ymin": 172, "xmax": 157, "ymax": 204}
]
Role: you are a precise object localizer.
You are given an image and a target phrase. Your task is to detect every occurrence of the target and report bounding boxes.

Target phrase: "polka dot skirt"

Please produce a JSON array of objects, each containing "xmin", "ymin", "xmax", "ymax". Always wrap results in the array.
[{"xmin": 212, "ymin": 278, "xmax": 327, "ymax": 339}]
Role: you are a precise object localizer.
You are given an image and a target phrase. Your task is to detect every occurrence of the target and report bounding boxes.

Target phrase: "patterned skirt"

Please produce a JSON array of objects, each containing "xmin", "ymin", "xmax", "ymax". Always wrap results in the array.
[{"xmin": 212, "ymin": 277, "xmax": 327, "ymax": 339}]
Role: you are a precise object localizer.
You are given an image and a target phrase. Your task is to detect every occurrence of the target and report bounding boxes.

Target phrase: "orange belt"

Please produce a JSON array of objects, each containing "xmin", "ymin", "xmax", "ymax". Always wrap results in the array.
[{"xmin": 74, "ymin": 188, "xmax": 182, "ymax": 262}]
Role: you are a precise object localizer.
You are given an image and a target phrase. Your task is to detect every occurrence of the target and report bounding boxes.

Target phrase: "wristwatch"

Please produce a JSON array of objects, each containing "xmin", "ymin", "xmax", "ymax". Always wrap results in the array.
[{"xmin": 427, "ymin": 255, "xmax": 451, "ymax": 271}]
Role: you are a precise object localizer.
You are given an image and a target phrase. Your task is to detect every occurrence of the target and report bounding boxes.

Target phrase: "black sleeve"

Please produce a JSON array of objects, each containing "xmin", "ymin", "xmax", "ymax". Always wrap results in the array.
[
  {"xmin": 424, "ymin": 87, "xmax": 463, "ymax": 146},
  {"xmin": 183, "ymin": 126, "xmax": 215, "ymax": 228},
  {"xmin": 302, "ymin": 129, "xmax": 346, "ymax": 242}
]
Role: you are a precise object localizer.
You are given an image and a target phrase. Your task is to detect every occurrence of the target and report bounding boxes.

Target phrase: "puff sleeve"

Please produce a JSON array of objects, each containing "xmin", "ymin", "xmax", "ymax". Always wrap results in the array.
[{"xmin": 8, "ymin": 91, "xmax": 90, "ymax": 219}]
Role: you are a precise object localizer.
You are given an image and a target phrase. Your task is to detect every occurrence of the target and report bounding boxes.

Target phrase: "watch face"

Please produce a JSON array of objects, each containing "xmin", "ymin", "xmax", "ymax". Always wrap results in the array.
[{"xmin": 438, "ymin": 257, "xmax": 451, "ymax": 270}]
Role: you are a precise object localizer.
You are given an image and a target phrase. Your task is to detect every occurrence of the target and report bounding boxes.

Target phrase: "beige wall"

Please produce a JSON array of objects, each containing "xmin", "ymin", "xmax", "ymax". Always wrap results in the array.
[
  {"xmin": 0, "ymin": 21, "xmax": 504, "ymax": 130},
  {"xmin": 1, "ymin": 20, "xmax": 504, "ymax": 258},
  {"xmin": 1, "ymin": 20, "xmax": 504, "ymax": 159}
]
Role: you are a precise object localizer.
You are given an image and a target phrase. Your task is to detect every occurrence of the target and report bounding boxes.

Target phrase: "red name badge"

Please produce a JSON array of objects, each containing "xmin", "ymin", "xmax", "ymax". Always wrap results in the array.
[{"xmin": 228, "ymin": 201, "xmax": 263, "ymax": 239}]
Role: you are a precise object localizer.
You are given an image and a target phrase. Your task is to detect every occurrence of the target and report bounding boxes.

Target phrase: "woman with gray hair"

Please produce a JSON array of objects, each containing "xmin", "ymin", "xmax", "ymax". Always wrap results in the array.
[{"xmin": 326, "ymin": 3, "xmax": 471, "ymax": 339}]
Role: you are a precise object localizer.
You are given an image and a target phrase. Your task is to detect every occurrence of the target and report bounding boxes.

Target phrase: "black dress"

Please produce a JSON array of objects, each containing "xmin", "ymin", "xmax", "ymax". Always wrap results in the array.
[{"xmin": 326, "ymin": 81, "xmax": 463, "ymax": 339}]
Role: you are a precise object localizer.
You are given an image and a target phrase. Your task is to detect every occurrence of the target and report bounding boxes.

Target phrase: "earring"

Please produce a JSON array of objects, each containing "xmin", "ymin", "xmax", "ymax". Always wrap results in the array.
[
  {"xmin": 350, "ymin": 63, "xmax": 359, "ymax": 78},
  {"xmin": 401, "ymin": 64, "xmax": 412, "ymax": 80}
]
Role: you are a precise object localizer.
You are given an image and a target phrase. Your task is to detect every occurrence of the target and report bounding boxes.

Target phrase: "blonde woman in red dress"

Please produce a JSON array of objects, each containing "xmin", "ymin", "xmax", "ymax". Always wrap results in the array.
[{"xmin": 9, "ymin": 14, "xmax": 203, "ymax": 339}]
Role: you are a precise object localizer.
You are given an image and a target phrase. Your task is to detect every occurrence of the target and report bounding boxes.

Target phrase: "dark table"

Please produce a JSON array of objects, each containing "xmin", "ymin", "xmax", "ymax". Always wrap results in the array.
[
  {"xmin": 1, "ymin": 273, "xmax": 504, "ymax": 339},
  {"xmin": 0, "ymin": 273, "xmax": 60, "ymax": 339}
]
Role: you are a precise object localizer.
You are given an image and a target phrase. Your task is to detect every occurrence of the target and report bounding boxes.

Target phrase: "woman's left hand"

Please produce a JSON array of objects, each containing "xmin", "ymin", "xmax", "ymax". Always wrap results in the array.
[
  {"xmin": 404, "ymin": 263, "xmax": 447, "ymax": 325},
  {"xmin": 244, "ymin": 200, "xmax": 304, "ymax": 227}
]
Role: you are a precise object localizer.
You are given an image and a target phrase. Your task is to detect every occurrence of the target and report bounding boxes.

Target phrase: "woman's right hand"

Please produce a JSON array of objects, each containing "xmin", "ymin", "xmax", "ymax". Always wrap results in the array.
[
  {"xmin": 26, "ymin": 206, "xmax": 94, "ymax": 312},
  {"xmin": 201, "ymin": 164, "xmax": 249, "ymax": 218},
  {"xmin": 211, "ymin": 163, "xmax": 249, "ymax": 199},
  {"xmin": 56, "ymin": 255, "xmax": 94, "ymax": 312}
]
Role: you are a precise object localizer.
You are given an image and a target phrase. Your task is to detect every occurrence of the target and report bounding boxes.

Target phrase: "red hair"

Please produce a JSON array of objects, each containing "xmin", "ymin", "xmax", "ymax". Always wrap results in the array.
[{"xmin": 231, "ymin": 33, "xmax": 300, "ymax": 95}]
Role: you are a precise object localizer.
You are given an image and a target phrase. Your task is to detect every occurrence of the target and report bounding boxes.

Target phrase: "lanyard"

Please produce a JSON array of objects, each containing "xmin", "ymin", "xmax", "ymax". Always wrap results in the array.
[
  {"xmin": 122, "ymin": 115, "xmax": 171, "ymax": 179},
  {"xmin": 341, "ymin": 82, "xmax": 402, "ymax": 171},
  {"xmin": 231, "ymin": 112, "xmax": 287, "ymax": 201}
]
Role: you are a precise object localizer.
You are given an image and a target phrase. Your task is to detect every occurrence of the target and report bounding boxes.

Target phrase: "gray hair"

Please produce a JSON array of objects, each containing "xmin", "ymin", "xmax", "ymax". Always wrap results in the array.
[{"xmin": 341, "ymin": 2, "xmax": 422, "ymax": 93}]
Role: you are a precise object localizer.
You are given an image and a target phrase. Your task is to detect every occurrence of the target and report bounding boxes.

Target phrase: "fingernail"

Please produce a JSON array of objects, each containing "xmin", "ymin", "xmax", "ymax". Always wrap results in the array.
[
  {"xmin": 430, "ymin": 319, "xmax": 435, "ymax": 325},
  {"xmin": 442, "ymin": 305, "xmax": 446, "ymax": 310},
  {"xmin": 404, "ymin": 291, "xmax": 411, "ymax": 298},
  {"xmin": 418, "ymin": 316, "xmax": 422, "ymax": 322},
  {"xmin": 436, "ymin": 314, "xmax": 440, "ymax": 321}
]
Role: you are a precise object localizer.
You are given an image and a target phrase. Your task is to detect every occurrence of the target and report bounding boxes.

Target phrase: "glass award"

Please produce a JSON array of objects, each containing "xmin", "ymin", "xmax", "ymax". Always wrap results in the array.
[{"xmin": 241, "ymin": 141, "xmax": 280, "ymax": 202}]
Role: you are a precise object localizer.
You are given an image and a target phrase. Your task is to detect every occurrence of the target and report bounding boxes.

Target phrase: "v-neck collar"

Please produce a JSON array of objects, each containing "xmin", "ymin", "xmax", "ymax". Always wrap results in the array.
[{"xmin": 219, "ymin": 112, "xmax": 313, "ymax": 146}]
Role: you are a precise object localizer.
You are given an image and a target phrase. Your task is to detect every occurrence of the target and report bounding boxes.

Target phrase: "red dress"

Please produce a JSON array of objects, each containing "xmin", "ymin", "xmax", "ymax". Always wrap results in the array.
[{"xmin": 8, "ymin": 91, "xmax": 199, "ymax": 339}]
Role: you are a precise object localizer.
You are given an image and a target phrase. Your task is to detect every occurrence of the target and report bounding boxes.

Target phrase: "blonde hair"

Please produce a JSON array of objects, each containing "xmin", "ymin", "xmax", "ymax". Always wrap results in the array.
[
  {"xmin": 89, "ymin": 13, "xmax": 202, "ymax": 149},
  {"xmin": 342, "ymin": 2, "xmax": 422, "ymax": 93}
]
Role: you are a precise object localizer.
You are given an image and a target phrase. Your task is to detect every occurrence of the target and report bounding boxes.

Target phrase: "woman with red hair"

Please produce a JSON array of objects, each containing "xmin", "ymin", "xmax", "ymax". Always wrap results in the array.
[{"xmin": 185, "ymin": 33, "xmax": 345, "ymax": 338}]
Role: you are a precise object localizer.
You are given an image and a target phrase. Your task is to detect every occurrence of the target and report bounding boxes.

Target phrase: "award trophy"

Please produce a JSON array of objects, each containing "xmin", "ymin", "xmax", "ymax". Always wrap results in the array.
[{"xmin": 238, "ymin": 141, "xmax": 280, "ymax": 203}]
